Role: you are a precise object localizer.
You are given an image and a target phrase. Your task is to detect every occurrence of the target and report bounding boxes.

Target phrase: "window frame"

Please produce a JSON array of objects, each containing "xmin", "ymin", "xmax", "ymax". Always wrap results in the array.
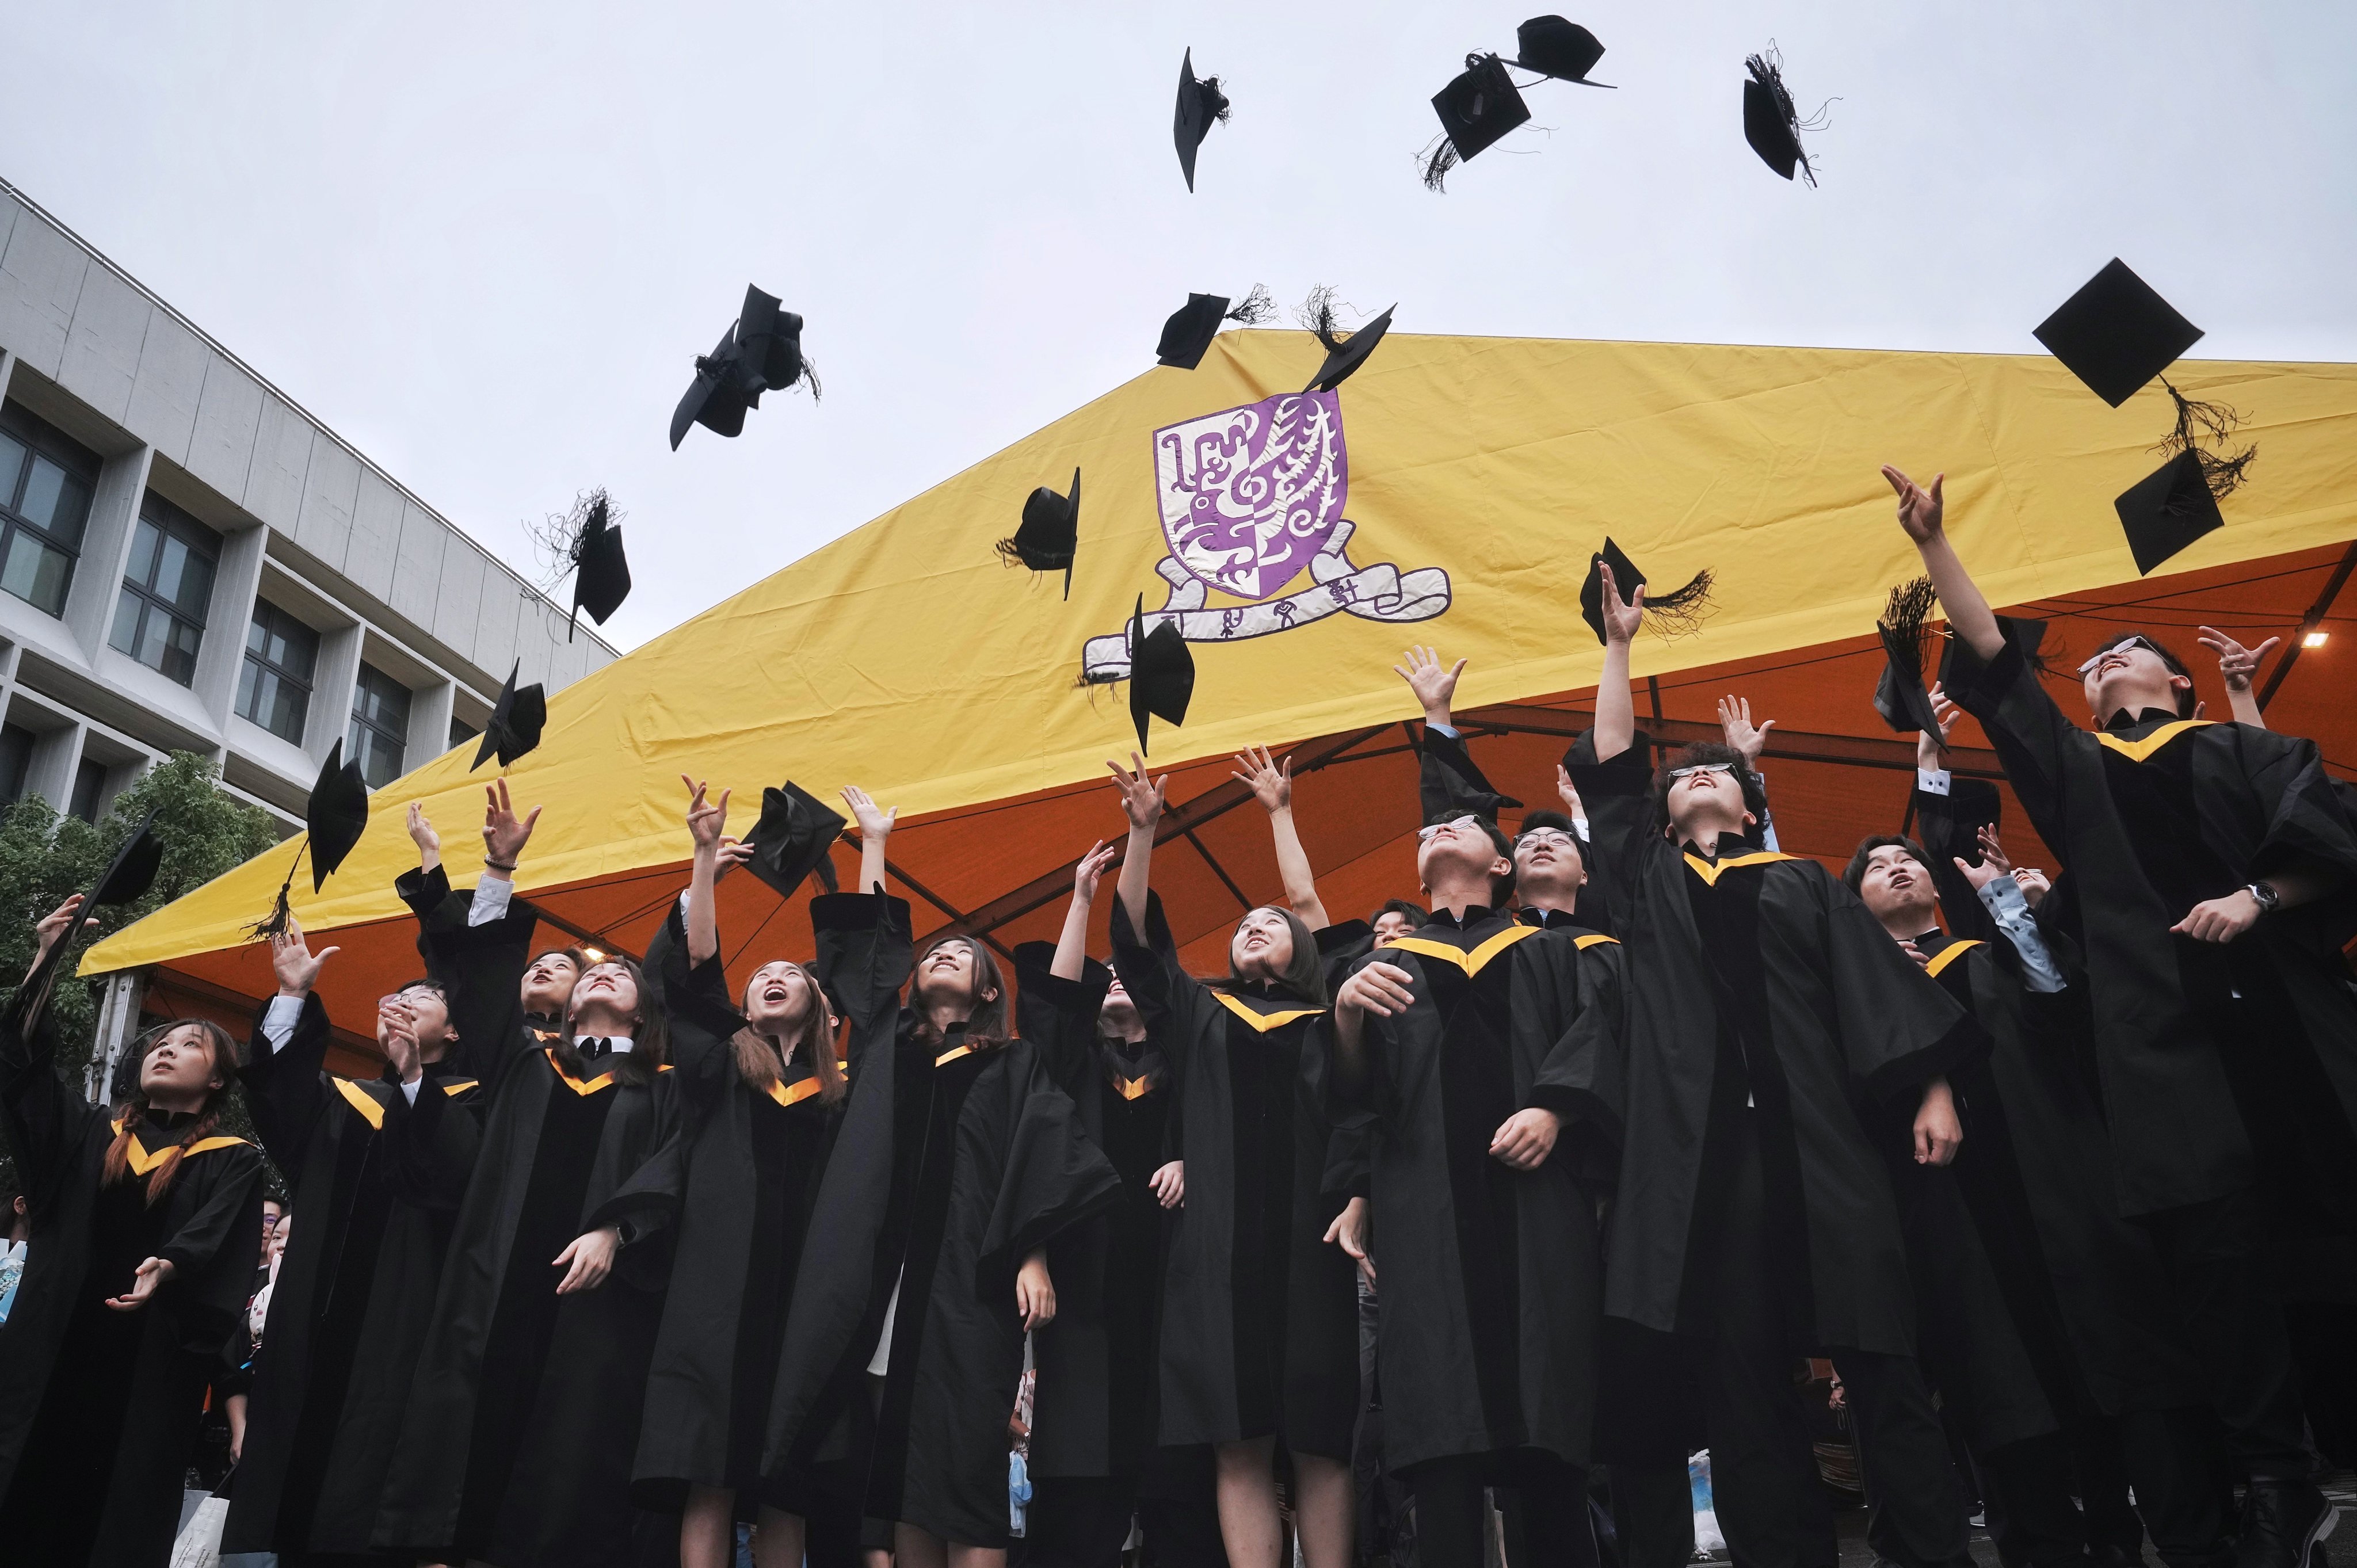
[
  {"xmin": 237, "ymin": 599, "xmax": 321, "ymax": 745},
  {"xmin": 347, "ymin": 662, "xmax": 411, "ymax": 788},
  {"xmin": 0, "ymin": 403, "xmax": 101, "ymax": 618},
  {"xmin": 109, "ymin": 493, "xmax": 222, "ymax": 688}
]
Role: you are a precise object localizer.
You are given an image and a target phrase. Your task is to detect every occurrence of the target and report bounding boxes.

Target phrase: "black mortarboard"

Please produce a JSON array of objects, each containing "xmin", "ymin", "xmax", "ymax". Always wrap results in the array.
[
  {"xmin": 2032, "ymin": 260, "xmax": 2203, "ymax": 409},
  {"xmin": 1936, "ymin": 613, "xmax": 2047, "ymax": 690},
  {"xmin": 1430, "ymin": 54, "xmax": 1530, "ymax": 172},
  {"xmin": 307, "ymin": 740, "xmax": 369, "ymax": 892},
  {"xmin": 1871, "ymin": 578, "xmax": 1942, "ymax": 735},
  {"xmin": 1302, "ymin": 299, "xmax": 1395, "ymax": 394},
  {"xmin": 1578, "ymin": 537, "xmax": 1719, "ymax": 646},
  {"xmin": 1173, "ymin": 49, "xmax": 1230, "ymax": 192},
  {"xmin": 669, "ymin": 285, "xmax": 817, "ymax": 449},
  {"xmin": 1742, "ymin": 50, "xmax": 1817, "ymax": 186},
  {"xmin": 745, "ymin": 781, "xmax": 845, "ymax": 898},
  {"xmin": 997, "ymin": 469, "xmax": 1080, "ymax": 599},
  {"xmin": 18, "ymin": 808, "xmax": 164, "ymax": 1020},
  {"xmin": 569, "ymin": 496, "xmax": 631, "ymax": 640},
  {"xmin": 1127, "ymin": 597, "xmax": 1195, "ymax": 756},
  {"xmin": 472, "ymin": 661, "xmax": 548, "ymax": 771},
  {"xmin": 1513, "ymin": 17, "xmax": 1614, "ymax": 86},
  {"xmin": 2114, "ymin": 448, "xmax": 2223, "ymax": 575},
  {"xmin": 1157, "ymin": 285, "xmax": 1276, "ymax": 372}
]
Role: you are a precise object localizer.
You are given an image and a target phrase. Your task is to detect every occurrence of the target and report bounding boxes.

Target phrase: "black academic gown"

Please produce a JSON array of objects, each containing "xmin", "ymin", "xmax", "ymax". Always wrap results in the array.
[
  {"xmin": 1562, "ymin": 734, "xmax": 1976, "ymax": 1361},
  {"xmin": 374, "ymin": 996, "xmax": 684, "ymax": 1563},
  {"xmin": 0, "ymin": 991, "xmax": 267, "ymax": 1568},
  {"xmin": 765, "ymin": 894, "xmax": 1120, "ymax": 1549},
  {"xmin": 1948, "ymin": 642, "xmax": 2357, "ymax": 1229},
  {"xmin": 632, "ymin": 902, "xmax": 887, "ymax": 1515},
  {"xmin": 222, "ymin": 990, "xmax": 485, "ymax": 1558},
  {"xmin": 1333, "ymin": 903, "xmax": 1620, "ymax": 1477},
  {"xmin": 1909, "ymin": 789, "xmax": 2213, "ymax": 1423},
  {"xmin": 1420, "ymin": 727, "xmax": 1616, "ymax": 937},
  {"xmin": 1111, "ymin": 891, "xmax": 1363, "ymax": 1462},
  {"xmin": 1013, "ymin": 943, "xmax": 1177, "ymax": 1483}
]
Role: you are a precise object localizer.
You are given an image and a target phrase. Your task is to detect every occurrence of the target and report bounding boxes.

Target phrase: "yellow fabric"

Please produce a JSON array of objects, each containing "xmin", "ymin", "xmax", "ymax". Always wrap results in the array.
[
  {"xmin": 2095, "ymin": 719, "xmax": 2217, "ymax": 763},
  {"xmin": 764, "ymin": 1074, "xmax": 825, "ymax": 1109},
  {"xmin": 1923, "ymin": 940, "xmax": 1985, "ymax": 979},
  {"xmin": 1111, "ymin": 1072, "xmax": 1157, "ymax": 1101},
  {"xmin": 1209, "ymin": 990, "xmax": 1326, "ymax": 1032},
  {"xmin": 83, "ymin": 333, "xmax": 2357, "ymax": 975},
  {"xmin": 1681, "ymin": 850, "xmax": 1800, "ymax": 887},
  {"xmin": 1384, "ymin": 924, "xmax": 1542, "ymax": 976},
  {"xmin": 1574, "ymin": 933, "xmax": 1620, "ymax": 949},
  {"xmin": 333, "ymin": 1077, "xmax": 386, "ymax": 1130},
  {"xmin": 547, "ymin": 1048, "xmax": 673, "ymax": 1097},
  {"xmin": 108, "ymin": 1117, "xmax": 255, "ymax": 1173}
]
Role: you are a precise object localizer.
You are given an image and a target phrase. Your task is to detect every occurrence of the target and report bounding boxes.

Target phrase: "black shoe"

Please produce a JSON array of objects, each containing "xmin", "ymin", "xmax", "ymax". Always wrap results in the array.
[{"xmin": 2233, "ymin": 1480, "xmax": 2337, "ymax": 1568}]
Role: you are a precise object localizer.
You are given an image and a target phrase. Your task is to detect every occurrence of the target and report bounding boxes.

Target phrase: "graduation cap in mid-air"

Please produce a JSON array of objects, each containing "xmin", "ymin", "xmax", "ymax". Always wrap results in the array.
[
  {"xmin": 1742, "ymin": 48, "xmax": 1821, "ymax": 186},
  {"xmin": 1298, "ymin": 288, "xmax": 1395, "ymax": 393},
  {"xmin": 567, "ymin": 493, "xmax": 631, "ymax": 640},
  {"xmin": 1578, "ymin": 537, "xmax": 1719, "ymax": 646},
  {"xmin": 2033, "ymin": 260, "xmax": 2204, "ymax": 409},
  {"xmin": 744, "ymin": 781, "xmax": 846, "ymax": 898},
  {"xmin": 472, "ymin": 662, "xmax": 548, "ymax": 771},
  {"xmin": 1173, "ymin": 49, "xmax": 1231, "ymax": 192},
  {"xmin": 18, "ymin": 809, "xmax": 165, "ymax": 1019},
  {"xmin": 1127, "ymin": 597, "xmax": 1195, "ymax": 756},
  {"xmin": 2114, "ymin": 448, "xmax": 2225, "ymax": 575},
  {"xmin": 1871, "ymin": 577, "xmax": 1943, "ymax": 734},
  {"xmin": 1512, "ymin": 16, "xmax": 1615, "ymax": 86},
  {"xmin": 1155, "ymin": 285, "xmax": 1276, "ymax": 371},
  {"xmin": 997, "ymin": 470, "xmax": 1081, "ymax": 598},
  {"xmin": 669, "ymin": 284, "xmax": 818, "ymax": 450},
  {"xmin": 1426, "ymin": 54, "xmax": 1532, "ymax": 189},
  {"xmin": 250, "ymin": 743, "xmax": 369, "ymax": 940}
]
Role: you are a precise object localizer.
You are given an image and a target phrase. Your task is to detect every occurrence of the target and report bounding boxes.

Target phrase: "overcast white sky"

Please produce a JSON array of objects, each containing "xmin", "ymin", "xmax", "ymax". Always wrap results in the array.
[{"xmin": 5, "ymin": 3, "xmax": 2353, "ymax": 651}]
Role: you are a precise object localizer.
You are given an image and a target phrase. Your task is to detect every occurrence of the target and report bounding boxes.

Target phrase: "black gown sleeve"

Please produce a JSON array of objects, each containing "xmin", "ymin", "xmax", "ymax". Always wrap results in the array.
[
  {"xmin": 157, "ymin": 1143, "xmax": 270, "ymax": 1356},
  {"xmin": 1108, "ymin": 890, "xmax": 1218, "ymax": 1077},
  {"xmin": 1543, "ymin": 940, "xmax": 1628, "ymax": 1188},
  {"xmin": 1817, "ymin": 867, "xmax": 1980, "ymax": 1101},
  {"xmin": 972, "ymin": 1044, "xmax": 1123, "ymax": 1291},
  {"xmin": 1420, "ymin": 727, "xmax": 1521, "ymax": 821},
  {"xmin": 1561, "ymin": 728, "xmax": 1657, "ymax": 907},
  {"xmin": 398, "ymin": 866, "xmax": 546, "ymax": 1090},
  {"xmin": 1913, "ymin": 777, "xmax": 2005, "ymax": 944},
  {"xmin": 0, "ymin": 981, "xmax": 106, "ymax": 1209},
  {"xmin": 1012, "ymin": 941, "xmax": 1114, "ymax": 1097},
  {"xmin": 239, "ymin": 991, "xmax": 334, "ymax": 1184},
  {"xmin": 379, "ymin": 1074, "xmax": 483, "ymax": 1212},
  {"xmin": 811, "ymin": 890, "xmax": 914, "ymax": 1077}
]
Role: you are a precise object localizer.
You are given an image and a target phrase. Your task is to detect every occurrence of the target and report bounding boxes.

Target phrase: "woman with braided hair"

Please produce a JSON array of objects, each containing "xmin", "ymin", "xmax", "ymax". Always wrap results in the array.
[{"xmin": 0, "ymin": 894, "xmax": 269, "ymax": 1566}]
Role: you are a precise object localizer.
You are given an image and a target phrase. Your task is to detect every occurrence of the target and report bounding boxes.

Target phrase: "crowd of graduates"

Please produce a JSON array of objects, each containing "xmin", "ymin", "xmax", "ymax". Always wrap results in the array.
[{"xmin": 0, "ymin": 470, "xmax": 2352, "ymax": 1568}]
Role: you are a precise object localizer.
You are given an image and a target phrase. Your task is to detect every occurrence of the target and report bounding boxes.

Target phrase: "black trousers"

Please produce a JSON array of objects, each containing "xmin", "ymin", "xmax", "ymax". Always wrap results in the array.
[
  {"xmin": 1602, "ymin": 1462, "xmax": 1695, "ymax": 1568},
  {"xmin": 1966, "ymin": 1430, "xmax": 2087, "ymax": 1568},
  {"xmin": 2138, "ymin": 1188, "xmax": 2310, "ymax": 1479},
  {"xmin": 1405, "ymin": 1451, "xmax": 1597, "ymax": 1568},
  {"xmin": 2111, "ymin": 1407, "xmax": 2238, "ymax": 1568},
  {"xmin": 1028, "ymin": 1474, "xmax": 1229, "ymax": 1568}
]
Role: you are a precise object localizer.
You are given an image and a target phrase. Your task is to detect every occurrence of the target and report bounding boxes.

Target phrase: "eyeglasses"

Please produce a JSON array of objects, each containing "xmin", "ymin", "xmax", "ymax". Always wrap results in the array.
[
  {"xmin": 2076, "ymin": 636, "xmax": 2163, "ymax": 675},
  {"xmin": 1516, "ymin": 829, "xmax": 1581, "ymax": 850},
  {"xmin": 1666, "ymin": 763, "xmax": 1737, "ymax": 782},
  {"xmin": 1417, "ymin": 814, "xmax": 1484, "ymax": 842}
]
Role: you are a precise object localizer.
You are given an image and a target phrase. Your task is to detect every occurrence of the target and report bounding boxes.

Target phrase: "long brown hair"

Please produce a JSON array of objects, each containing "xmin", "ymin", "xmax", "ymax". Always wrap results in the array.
[
  {"xmin": 555, "ymin": 955, "xmax": 669, "ymax": 1084},
  {"xmin": 102, "ymin": 1018, "xmax": 238, "ymax": 1205},
  {"xmin": 1214, "ymin": 906, "xmax": 1328, "ymax": 1007},
  {"xmin": 909, "ymin": 936, "xmax": 1010, "ymax": 1048},
  {"xmin": 736, "ymin": 961, "xmax": 844, "ymax": 1105}
]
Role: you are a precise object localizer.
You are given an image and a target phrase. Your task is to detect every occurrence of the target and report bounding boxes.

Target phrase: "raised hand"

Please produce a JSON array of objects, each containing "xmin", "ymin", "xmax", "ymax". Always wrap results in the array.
[
  {"xmin": 1596, "ymin": 561, "xmax": 1645, "ymax": 646},
  {"xmin": 1392, "ymin": 646, "xmax": 1467, "ymax": 727},
  {"xmin": 839, "ymin": 785, "xmax": 897, "ymax": 842},
  {"xmin": 1881, "ymin": 466, "xmax": 1946, "ymax": 543},
  {"xmin": 1106, "ymin": 753, "xmax": 1168, "ymax": 830},
  {"xmin": 482, "ymin": 779, "xmax": 541, "ymax": 871},
  {"xmin": 269, "ymin": 916, "xmax": 338, "ymax": 997},
  {"xmin": 714, "ymin": 835, "xmax": 754, "ymax": 883},
  {"xmin": 2196, "ymin": 625, "xmax": 2279, "ymax": 695},
  {"xmin": 680, "ymin": 775, "xmax": 731, "ymax": 853},
  {"xmin": 1071, "ymin": 840, "xmax": 1117, "ymax": 903},
  {"xmin": 1917, "ymin": 686, "xmax": 1961, "ymax": 771},
  {"xmin": 1717, "ymin": 694, "xmax": 1777, "ymax": 768},
  {"xmin": 406, "ymin": 801, "xmax": 440, "ymax": 863},
  {"xmin": 1555, "ymin": 764, "xmax": 1585, "ymax": 820},
  {"xmin": 1229, "ymin": 746, "xmax": 1294, "ymax": 815},
  {"xmin": 379, "ymin": 1004, "xmax": 423, "ymax": 1085},
  {"xmin": 2012, "ymin": 867, "xmax": 2050, "ymax": 909},
  {"xmin": 32, "ymin": 895, "xmax": 92, "ymax": 966}
]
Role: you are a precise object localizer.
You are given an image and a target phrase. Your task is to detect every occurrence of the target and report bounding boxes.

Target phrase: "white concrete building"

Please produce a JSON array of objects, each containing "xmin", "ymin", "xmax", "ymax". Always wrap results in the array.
[{"xmin": 0, "ymin": 176, "xmax": 614, "ymax": 831}]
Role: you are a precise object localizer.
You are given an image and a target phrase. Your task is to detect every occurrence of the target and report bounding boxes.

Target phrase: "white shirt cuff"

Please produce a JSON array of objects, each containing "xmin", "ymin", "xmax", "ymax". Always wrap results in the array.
[
  {"xmin": 1917, "ymin": 768, "xmax": 1952, "ymax": 796},
  {"xmin": 468, "ymin": 876, "xmax": 515, "ymax": 926},
  {"xmin": 400, "ymin": 1077, "xmax": 423, "ymax": 1104},
  {"xmin": 1428, "ymin": 722, "xmax": 1459, "ymax": 739},
  {"xmin": 260, "ymin": 994, "xmax": 304, "ymax": 1050}
]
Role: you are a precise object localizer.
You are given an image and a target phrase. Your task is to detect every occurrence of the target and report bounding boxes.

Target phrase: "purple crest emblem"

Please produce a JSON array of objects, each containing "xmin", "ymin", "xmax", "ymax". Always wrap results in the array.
[{"xmin": 1154, "ymin": 391, "xmax": 1347, "ymax": 601}]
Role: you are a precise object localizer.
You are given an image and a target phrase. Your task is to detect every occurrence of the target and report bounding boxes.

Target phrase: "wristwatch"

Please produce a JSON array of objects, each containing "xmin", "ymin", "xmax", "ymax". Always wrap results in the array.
[{"xmin": 2245, "ymin": 880, "xmax": 2280, "ymax": 914}]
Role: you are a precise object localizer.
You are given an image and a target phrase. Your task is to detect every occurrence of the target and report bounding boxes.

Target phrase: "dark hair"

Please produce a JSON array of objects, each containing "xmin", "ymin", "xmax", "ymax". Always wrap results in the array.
[
  {"xmin": 1516, "ymin": 809, "xmax": 1580, "ymax": 839},
  {"xmin": 2088, "ymin": 631, "xmax": 2198, "ymax": 719},
  {"xmin": 1420, "ymin": 811, "xmax": 1516, "ymax": 905},
  {"xmin": 1216, "ymin": 907, "xmax": 1328, "ymax": 1008},
  {"xmin": 556, "ymin": 955, "xmax": 669, "ymax": 1082},
  {"xmin": 909, "ymin": 936, "xmax": 1012, "ymax": 1049},
  {"xmin": 737, "ymin": 961, "xmax": 845, "ymax": 1106},
  {"xmin": 529, "ymin": 945, "xmax": 594, "ymax": 973},
  {"xmin": 1648, "ymin": 742, "xmax": 1771, "ymax": 838},
  {"xmin": 1842, "ymin": 834, "xmax": 1932, "ymax": 895},
  {"xmin": 103, "ymin": 1018, "xmax": 240, "ymax": 1205},
  {"xmin": 1369, "ymin": 897, "xmax": 1428, "ymax": 928}
]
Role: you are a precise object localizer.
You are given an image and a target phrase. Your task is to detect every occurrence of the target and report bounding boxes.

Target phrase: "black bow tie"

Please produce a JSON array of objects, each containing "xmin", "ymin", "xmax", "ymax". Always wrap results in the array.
[{"xmin": 578, "ymin": 1037, "xmax": 613, "ymax": 1062}]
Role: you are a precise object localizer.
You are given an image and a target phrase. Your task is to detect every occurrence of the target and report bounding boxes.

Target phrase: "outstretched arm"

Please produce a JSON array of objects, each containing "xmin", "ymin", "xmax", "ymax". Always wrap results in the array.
[
  {"xmin": 1051, "ymin": 842, "xmax": 1117, "ymax": 981},
  {"xmin": 680, "ymin": 775, "xmax": 730, "ymax": 967},
  {"xmin": 407, "ymin": 802, "xmax": 441, "ymax": 876},
  {"xmin": 1107, "ymin": 753, "xmax": 1168, "ymax": 937},
  {"xmin": 1882, "ymin": 467, "xmax": 2003, "ymax": 660},
  {"xmin": 1232, "ymin": 746, "xmax": 1329, "ymax": 929},
  {"xmin": 2196, "ymin": 625, "xmax": 2277, "ymax": 729},
  {"xmin": 841, "ymin": 785, "xmax": 895, "ymax": 895},
  {"xmin": 1592, "ymin": 563, "xmax": 1645, "ymax": 762}
]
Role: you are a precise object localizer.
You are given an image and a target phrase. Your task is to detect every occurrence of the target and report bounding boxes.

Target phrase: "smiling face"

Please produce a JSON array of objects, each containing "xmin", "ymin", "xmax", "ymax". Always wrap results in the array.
[
  {"xmin": 1855, "ymin": 842, "xmax": 1938, "ymax": 928},
  {"xmin": 913, "ymin": 937, "xmax": 998, "ymax": 1016},
  {"xmin": 521, "ymin": 950, "xmax": 582, "ymax": 1016},
  {"xmin": 139, "ymin": 1023, "xmax": 228, "ymax": 1106},
  {"xmin": 2081, "ymin": 638, "xmax": 2191, "ymax": 724},
  {"xmin": 379, "ymin": 983, "xmax": 456, "ymax": 1059},
  {"xmin": 1229, "ymin": 907, "xmax": 1298, "ymax": 981},
  {"xmin": 1512, "ymin": 827, "xmax": 1587, "ymax": 906},
  {"xmin": 1100, "ymin": 972, "xmax": 1142, "ymax": 1034},
  {"xmin": 567, "ymin": 960, "xmax": 642, "ymax": 1033},
  {"xmin": 743, "ymin": 961, "xmax": 817, "ymax": 1034}
]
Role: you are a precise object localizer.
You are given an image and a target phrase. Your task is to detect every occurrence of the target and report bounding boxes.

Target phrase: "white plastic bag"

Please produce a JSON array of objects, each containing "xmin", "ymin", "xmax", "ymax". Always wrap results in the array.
[
  {"xmin": 169, "ymin": 1494, "xmax": 229, "ymax": 1568},
  {"xmin": 1688, "ymin": 1448, "xmax": 1727, "ymax": 1555}
]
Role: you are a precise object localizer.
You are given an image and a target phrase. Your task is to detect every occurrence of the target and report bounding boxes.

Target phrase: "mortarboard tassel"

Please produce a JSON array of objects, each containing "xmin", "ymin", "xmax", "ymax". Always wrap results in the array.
[
  {"xmin": 1879, "ymin": 574, "xmax": 1939, "ymax": 681},
  {"xmin": 2156, "ymin": 378, "xmax": 2257, "ymax": 502},
  {"xmin": 1420, "ymin": 136, "xmax": 1462, "ymax": 193},
  {"xmin": 245, "ymin": 842, "xmax": 310, "ymax": 941},
  {"xmin": 1641, "ymin": 569, "xmax": 1719, "ymax": 638},
  {"xmin": 1197, "ymin": 76, "xmax": 1231, "ymax": 127},
  {"xmin": 1298, "ymin": 285, "xmax": 1347, "ymax": 348},
  {"xmin": 1745, "ymin": 49, "xmax": 1822, "ymax": 188},
  {"xmin": 1224, "ymin": 285, "xmax": 1275, "ymax": 326}
]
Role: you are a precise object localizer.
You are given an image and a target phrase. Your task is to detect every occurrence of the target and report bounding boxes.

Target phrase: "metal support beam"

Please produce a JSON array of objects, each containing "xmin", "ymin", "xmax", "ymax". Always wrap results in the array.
[
  {"xmin": 1184, "ymin": 828, "xmax": 1254, "ymax": 910},
  {"xmin": 2256, "ymin": 540, "xmax": 2357, "ymax": 711},
  {"xmin": 1460, "ymin": 703, "xmax": 2008, "ymax": 779}
]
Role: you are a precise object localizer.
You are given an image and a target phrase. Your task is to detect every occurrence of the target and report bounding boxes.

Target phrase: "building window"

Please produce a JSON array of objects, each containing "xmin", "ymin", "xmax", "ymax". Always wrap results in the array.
[
  {"xmin": 0, "ymin": 724, "xmax": 33, "ymax": 804},
  {"xmin": 109, "ymin": 495, "xmax": 220, "ymax": 686},
  {"xmin": 348, "ymin": 663, "xmax": 410, "ymax": 788},
  {"xmin": 449, "ymin": 715, "xmax": 479, "ymax": 752},
  {"xmin": 68, "ymin": 757, "xmax": 106, "ymax": 823},
  {"xmin": 0, "ymin": 404, "xmax": 100, "ymax": 617},
  {"xmin": 237, "ymin": 601, "xmax": 319, "ymax": 744}
]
